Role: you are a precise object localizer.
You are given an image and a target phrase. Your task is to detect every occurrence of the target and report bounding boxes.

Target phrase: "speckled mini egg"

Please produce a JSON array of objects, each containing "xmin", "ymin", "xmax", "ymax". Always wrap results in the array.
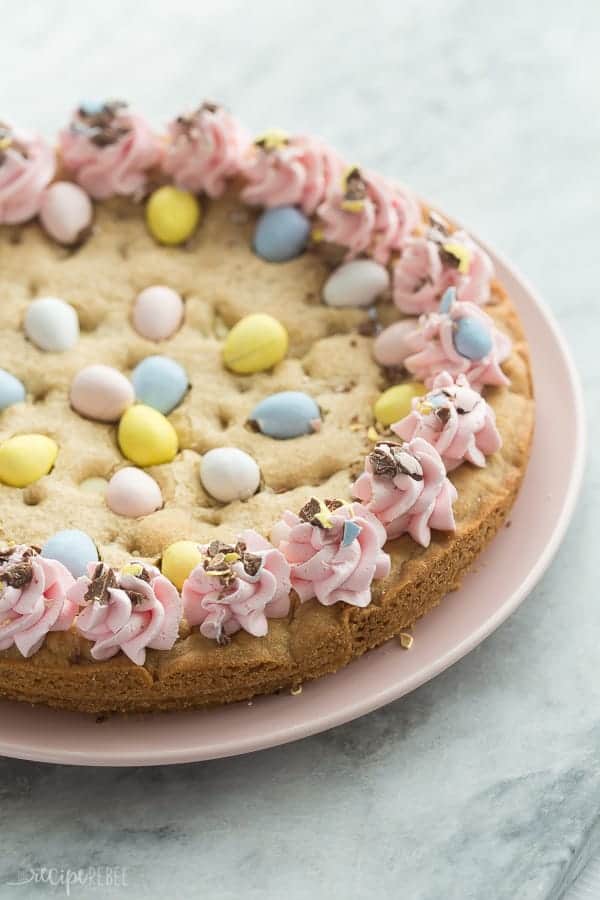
[
  {"xmin": 131, "ymin": 356, "xmax": 189, "ymax": 415},
  {"xmin": 41, "ymin": 529, "xmax": 98, "ymax": 578},
  {"xmin": 106, "ymin": 467, "xmax": 164, "ymax": 518},
  {"xmin": 323, "ymin": 260, "xmax": 389, "ymax": 308},
  {"xmin": 0, "ymin": 369, "xmax": 26, "ymax": 411},
  {"xmin": 248, "ymin": 391, "xmax": 321, "ymax": 439},
  {"xmin": 132, "ymin": 285, "xmax": 184, "ymax": 342},
  {"xmin": 24, "ymin": 297, "xmax": 80, "ymax": 353},
  {"xmin": 199, "ymin": 447, "xmax": 260, "ymax": 503},
  {"xmin": 253, "ymin": 206, "xmax": 310, "ymax": 262},
  {"xmin": 39, "ymin": 181, "xmax": 93, "ymax": 246},
  {"xmin": 453, "ymin": 316, "xmax": 493, "ymax": 360},
  {"xmin": 70, "ymin": 364, "xmax": 135, "ymax": 422}
]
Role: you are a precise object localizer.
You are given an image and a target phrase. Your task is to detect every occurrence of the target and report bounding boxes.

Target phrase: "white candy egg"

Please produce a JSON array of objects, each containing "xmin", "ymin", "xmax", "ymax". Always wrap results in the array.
[
  {"xmin": 24, "ymin": 297, "xmax": 80, "ymax": 352},
  {"xmin": 323, "ymin": 260, "xmax": 389, "ymax": 308},
  {"xmin": 199, "ymin": 447, "xmax": 260, "ymax": 503}
]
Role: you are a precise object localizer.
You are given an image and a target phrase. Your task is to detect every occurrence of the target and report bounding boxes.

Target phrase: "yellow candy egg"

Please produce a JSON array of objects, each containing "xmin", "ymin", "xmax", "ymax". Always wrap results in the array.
[
  {"xmin": 222, "ymin": 313, "xmax": 288, "ymax": 374},
  {"xmin": 0, "ymin": 434, "xmax": 58, "ymax": 487},
  {"xmin": 146, "ymin": 186, "xmax": 201, "ymax": 246},
  {"xmin": 161, "ymin": 540, "xmax": 203, "ymax": 591},
  {"xmin": 374, "ymin": 383, "xmax": 427, "ymax": 426},
  {"xmin": 118, "ymin": 404, "xmax": 178, "ymax": 467}
]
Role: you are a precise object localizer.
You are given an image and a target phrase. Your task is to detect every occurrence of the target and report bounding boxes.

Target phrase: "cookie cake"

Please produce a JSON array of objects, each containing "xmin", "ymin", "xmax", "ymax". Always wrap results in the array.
[{"xmin": 0, "ymin": 102, "xmax": 534, "ymax": 713}]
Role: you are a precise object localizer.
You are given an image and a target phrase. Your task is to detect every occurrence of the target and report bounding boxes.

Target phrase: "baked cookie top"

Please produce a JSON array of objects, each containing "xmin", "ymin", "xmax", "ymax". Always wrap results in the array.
[{"xmin": 0, "ymin": 102, "xmax": 533, "ymax": 671}]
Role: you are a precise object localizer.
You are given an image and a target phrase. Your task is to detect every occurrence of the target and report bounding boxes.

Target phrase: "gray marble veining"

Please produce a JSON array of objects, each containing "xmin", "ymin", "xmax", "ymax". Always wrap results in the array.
[{"xmin": 0, "ymin": 0, "xmax": 598, "ymax": 897}]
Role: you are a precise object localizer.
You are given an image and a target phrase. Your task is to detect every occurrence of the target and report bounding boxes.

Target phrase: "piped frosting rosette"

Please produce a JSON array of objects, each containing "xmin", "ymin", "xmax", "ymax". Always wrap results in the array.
[
  {"xmin": 0, "ymin": 545, "xmax": 76, "ymax": 657},
  {"xmin": 374, "ymin": 288, "xmax": 511, "ymax": 391},
  {"xmin": 352, "ymin": 440, "xmax": 457, "ymax": 547},
  {"xmin": 182, "ymin": 531, "xmax": 291, "ymax": 643},
  {"xmin": 392, "ymin": 371, "xmax": 502, "ymax": 471},
  {"xmin": 163, "ymin": 102, "xmax": 250, "ymax": 197},
  {"xmin": 392, "ymin": 214, "xmax": 495, "ymax": 314},
  {"xmin": 315, "ymin": 166, "xmax": 420, "ymax": 263},
  {"xmin": 271, "ymin": 498, "xmax": 390, "ymax": 608},
  {"xmin": 0, "ymin": 123, "xmax": 56, "ymax": 224},
  {"xmin": 68, "ymin": 561, "xmax": 182, "ymax": 665},
  {"xmin": 240, "ymin": 129, "xmax": 344, "ymax": 215},
  {"xmin": 59, "ymin": 100, "xmax": 162, "ymax": 199}
]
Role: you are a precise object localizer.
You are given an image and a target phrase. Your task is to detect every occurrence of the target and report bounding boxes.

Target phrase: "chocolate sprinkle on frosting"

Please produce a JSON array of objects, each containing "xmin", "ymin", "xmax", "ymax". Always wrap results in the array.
[
  {"xmin": 2, "ymin": 561, "xmax": 34, "ymax": 589},
  {"xmin": 369, "ymin": 442, "xmax": 424, "ymax": 481},
  {"xmin": 298, "ymin": 497, "xmax": 344, "ymax": 527},
  {"xmin": 343, "ymin": 167, "xmax": 367, "ymax": 204},
  {"xmin": 203, "ymin": 539, "xmax": 263, "ymax": 584},
  {"xmin": 84, "ymin": 564, "xmax": 116, "ymax": 606}
]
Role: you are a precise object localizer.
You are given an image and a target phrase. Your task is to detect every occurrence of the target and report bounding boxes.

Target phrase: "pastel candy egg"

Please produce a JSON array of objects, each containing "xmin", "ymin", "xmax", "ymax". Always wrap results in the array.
[
  {"xmin": 373, "ymin": 319, "xmax": 418, "ymax": 368},
  {"xmin": 323, "ymin": 260, "xmax": 389, "ymax": 308},
  {"xmin": 0, "ymin": 369, "xmax": 26, "ymax": 411},
  {"xmin": 374, "ymin": 382, "xmax": 427, "ymax": 426},
  {"xmin": 200, "ymin": 447, "xmax": 260, "ymax": 503},
  {"xmin": 453, "ymin": 316, "xmax": 493, "ymax": 360},
  {"xmin": 132, "ymin": 285, "xmax": 184, "ymax": 341},
  {"xmin": 131, "ymin": 356, "xmax": 188, "ymax": 415},
  {"xmin": 249, "ymin": 391, "xmax": 321, "ymax": 439},
  {"xmin": 0, "ymin": 434, "xmax": 58, "ymax": 487},
  {"xmin": 106, "ymin": 467, "xmax": 163, "ymax": 518},
  {"xmin": 161, "ymin": 540, "xmax": 203, "ymax": 591},
  {"xmin": 146, "ymin": 186, "xmax": 201, "ymax": 245},
  {"xmin": 41, "ymin": 529, "xmax": 98, "ymax": 578},
  {"xmin": 118, "ymin": 405, "xmax": 178, "ymax": 467},
  {"xmin": 70, "ymin": 364, "xmax": 134, "ymax": 422},
  {"xmin": 39, "ymin": 181, "xmax": 93, "ymax": 246},
  {"xmin": 223, "ymin": 313, "xmax": 288, "ymax": 374},
  {"xmin": 24, "ymin": 297, "xmax": 79, "ymax": 352},
  {"xmin": 80, "ymin": 476, "xmax": 107, "ymax": 495},
  {"xmin": 253, "ymin": 206, "xmax": 310, "ymax": 262},
  {"xmin": 439, "ymin": 286, "xmax": 456, "ymax": 313}
]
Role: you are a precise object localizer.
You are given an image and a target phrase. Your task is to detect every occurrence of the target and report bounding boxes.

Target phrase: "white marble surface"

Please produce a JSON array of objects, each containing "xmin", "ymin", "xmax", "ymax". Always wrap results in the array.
[{"xmin": 0, "ymin": 1, "xmax": 597, "ymax": 897}]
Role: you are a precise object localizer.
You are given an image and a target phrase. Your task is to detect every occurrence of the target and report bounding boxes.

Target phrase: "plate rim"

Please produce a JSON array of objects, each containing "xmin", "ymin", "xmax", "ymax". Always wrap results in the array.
[{"xmin": 0, "ymin": 231, "xmax": 586, "ymax": 766}]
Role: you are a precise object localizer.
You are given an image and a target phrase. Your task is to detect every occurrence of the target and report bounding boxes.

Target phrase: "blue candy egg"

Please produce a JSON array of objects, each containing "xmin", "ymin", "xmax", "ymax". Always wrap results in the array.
[
  {"xmin": 249, "ymin": 391, "xmax": 321, "ymax": 439},
  {"xmin": 253, "ymin": 206, "xmax": 310, "ymax": 263},
  {"xmin": 131, "ymin": 355, "xmax": 189, "ymax": 415},
  {"xmin": 0, "ymin": 369, "xmax": 26, "ymax": 411},
  {"xmin": 42, "ymin": 529, "xmax": 98, "ymax": 578},
  {"xmin": 453, "ymin": 316, "xmax": 493, "ymax": 360},
  {"xmin": 439, "ymin": 286, "xmax": 456, "ymax": 313}
]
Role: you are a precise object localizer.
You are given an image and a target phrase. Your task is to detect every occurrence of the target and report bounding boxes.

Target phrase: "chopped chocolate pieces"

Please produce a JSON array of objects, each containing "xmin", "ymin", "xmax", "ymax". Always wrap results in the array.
[
  {"xmin": 299, "ymin": 497, "xmax": 322, "ymax": 524},
  {"xmin": 200, "ymin": 100, "xmax": 219, "ymax": 114},
  {"xmin": 127, "ymin": 591, "xmax": 146, "ymax": 606},
  {"xmin": 343, "ymin": 167, "xmax": 367, "ymax": 203},
  {"xmin": 436, "ymin": 406, "xmax": 451, "ymax": 425},
  {"xmin": 84, "ymin": 565, "xmax": 116, "ymax": 606},
  {"xmin": 438, "ymin": 245, "xmax": 461, "ymax": 269},
  {"xmin": 76, "ymin": 101, "xmax": 130, "ymax": 148},
  {"xmin": 298, "ymin": 497, "xmax": 343, "ymax": 528},
  {"xmin": 369, "ymin": 442, "xmax": 424, "ymax": 481},
  {"xmin": 240, "ymin": 552, "xmax": 261, "ymax": 577},
  {"xmin": 3, "ymin": 561, "xmax": 34, "ymax": 589}
]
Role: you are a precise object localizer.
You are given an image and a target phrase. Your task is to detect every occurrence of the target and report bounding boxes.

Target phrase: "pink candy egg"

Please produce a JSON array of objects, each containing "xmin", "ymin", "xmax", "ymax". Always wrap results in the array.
[
  {"xmin": 373, "ymin": 319, "xmax": 418, "ymax": 368},
  {"xmin": 70, "ymin": 364, "xmax": 134, "ymax": 422},
  {"xmin": 39, "ymin": 181, "xmax": 93, "ymax": 246},
  {"xmin": 106, "ymin": 467, "xmax": 163, "ymax": 518},
  {"xmin": 132, "ymin": 286, "xmax": 184, "ymax": 341}
]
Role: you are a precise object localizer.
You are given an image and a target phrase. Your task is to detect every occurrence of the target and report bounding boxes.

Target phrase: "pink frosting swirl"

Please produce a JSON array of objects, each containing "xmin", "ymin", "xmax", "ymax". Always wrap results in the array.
[
  {"xmin": 392, "ymin": 372, "xmax": 502, "ymax": 471},
  {"xmin": 0, "ymin": 124, "xmax": 56, "ymax": 224},
  {"xmin": 240, "ymin": 131, "xmax": 344, "ymax": 215},
  {"xmin": 68, "ymin": 561, "xmax": 182, "ymax": 665},
  {"xmin": 182, "ymin": 531, "xmax": 291, "ymax": 643},
  {"xmin": 0, "ymin": 545, "xmax": 76, "ymax": 657},
  {"xmin": 374, "ymin": 295, "xmax": 511, "ymax": 391},
  {"xmin": 271, "ymin": 499, "xmax": 390, "ymax": 608},
  {"xmin": 163, "ymin": 102, "xmax": 250, "ymax": 197},
  {"xmin": 352, "ymin": 440, "xmax": 457, "ymax": 547},
  {"xmin": 59, "ymin": 101, "xmax": 162, "ymax": 199},
  {"xmin": 393, "ymin": 228, "xmax": 495, "ymax": 315},
  {"xmin": 315, "ymin": 167, "xmax": 420, "ymax": 263}
]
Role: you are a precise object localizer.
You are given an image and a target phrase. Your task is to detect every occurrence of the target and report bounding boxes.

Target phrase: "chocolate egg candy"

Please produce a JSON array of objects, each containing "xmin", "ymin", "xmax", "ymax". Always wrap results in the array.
[
  {"xmin": 106, "ymin": 467, "xmax": 163, "ymax": 518},
  {"xmin": 70, "ymin": 364, "xmax": 134, "ymax": 422},
  {"xmin": 453, "ymin": 316, "xmax": 493, "ymax": 360},
  {"xmin": 146, "ymin": 186, "xmax": 201, "ymax": 245},
  {"xmin": 161, "ymin": 540, "xmax": 203, "ymax": 591},
  {"xmin": 374, "ymin": 383, "xmax": 427, "ymax": 426},
  {"xmin": 249, "ymin": 391, "xmax": 321, "ymax": 439},
  {"xmin": 42, "ymin": 529, "xmax": 98, "ymax": 577},
  {"xmin": 118, "ymin": 405, "xmax": 178, "ymax": 467},
  {"xmin": 323, "ymin": 260, "xmax": 389, "ymax": 308},
  {"xmin": 39, "ymin": 182, "xmax": 93, "ymax": 246},
  {"xmin": 373, "ymin": 319, "xmax": 418, "ymax": 368},
  {"xmin": 0, "ymin": 434, "xmax": 58, "ymax": 487},
  {"xmin": 0, "ymin": 369, "xmax": 26, "ymax": 411},
  {"xmin": 132, "ymin": 285, "xmax": 184, "ymax": 341},
  {"xmin": 253, "ymin": 206, "xmax": 310, "ymax": 262},
  {"xmin": 222, "ymin": 313, "xmax": 288, "ymax": 374},
  {"xmin": 24, "ymin": 297, "xmax": 79, "ymax": 352},
  {"xmin": 131, "ymin": 356, "xmax": 189, "ymax": 415},
  {"xmin": 199, "ymin": 447, "xmax": 260, "ymax": 503}
]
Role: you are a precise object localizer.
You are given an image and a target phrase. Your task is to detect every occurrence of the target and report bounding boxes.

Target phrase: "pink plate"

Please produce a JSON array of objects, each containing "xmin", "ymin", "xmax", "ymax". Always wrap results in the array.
[{"xmin": 0, "ymin": 235, "xmax": 585, "ymax": 766}]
